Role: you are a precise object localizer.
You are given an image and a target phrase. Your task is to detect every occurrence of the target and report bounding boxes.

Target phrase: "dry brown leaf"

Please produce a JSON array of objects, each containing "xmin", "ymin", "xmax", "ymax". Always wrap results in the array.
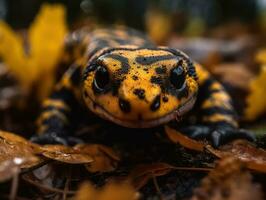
[
  {"xmin": 75, "ymin": 181, "xmax": 139, "ymax": 200},
  {"xmin": 41, "ymin": 145, "xmax": 93, "ymax": 164},
  {"xmin": 206, "ymin": 140, "xmax": 266, "ymax": 173},
  {"xmin": 129, "ymin": 163, "xmax": 175, "ymax": 189},
  {"xmin": 74, "ymin": 144, "xmax": 120, "ymax": 173},
  {"xmin": 165, "ymin": 126, "xmax": 205, "ymax": 151},
  {"xmin": 0, "ymin": 130, "xmax": 44, "ymax": 169},
  {"xmin": 190, "ymin": 157, "xmax": 263, "ymax": 200}
]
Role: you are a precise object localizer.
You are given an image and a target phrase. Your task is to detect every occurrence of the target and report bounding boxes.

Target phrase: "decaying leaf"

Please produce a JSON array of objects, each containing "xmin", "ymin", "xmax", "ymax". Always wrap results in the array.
[
  {"xmin": 206, "ymin": 140, "xmax": 266, "ymax": 173},
  {"xmin": 244, "ymin": 65, "xmax": 266, "ymax": 120},
  {"xmin": 0, "ymin": 4, "xmax": 67, "ymax": 100},
  {"xmin": 74, "ymin": 144, "xmax": 120, "ymax": 173},
  {"xmin": 165, "ymin": 126, "xmax": 205, "ymax": 151},
  {"xmin": 75, "ymin": 181, "xmax": 139, "ymax": 200},
  {"xmin": 190, "ymin": 157, "xmax": 263, "ymax": 200},
  {"xmin": 41, "ymin": 145, "xmax": 93, "ymax": 164},
  {"xmin": 129, "ymin": 163, "xmax": 175, "ymax": 189},
  {"xmin": 0, "ymin": 130, "xmax": 43, "ymax": 169}
]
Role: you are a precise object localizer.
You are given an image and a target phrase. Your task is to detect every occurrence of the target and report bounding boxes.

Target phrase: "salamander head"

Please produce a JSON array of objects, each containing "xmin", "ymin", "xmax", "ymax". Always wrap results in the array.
[{"xmin": 82, "ymin": 47, "xmax": 198, "ymax": 128}]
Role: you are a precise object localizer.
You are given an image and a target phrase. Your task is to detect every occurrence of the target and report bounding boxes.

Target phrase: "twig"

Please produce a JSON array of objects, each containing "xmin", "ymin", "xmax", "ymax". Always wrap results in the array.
[
  {"xmin": 152, "ymin": 174, "xmax": 164, "ymax": 200},
  {"xmin": 9, "ymin": 172, "xmax": 19, "ymax": 200}
]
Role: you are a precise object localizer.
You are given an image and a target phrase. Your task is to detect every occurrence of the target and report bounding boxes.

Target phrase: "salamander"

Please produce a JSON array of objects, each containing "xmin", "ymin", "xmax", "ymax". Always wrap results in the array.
[{"xmin": 31, "ymin": 26, "xmax": 254, "ymax": 147}]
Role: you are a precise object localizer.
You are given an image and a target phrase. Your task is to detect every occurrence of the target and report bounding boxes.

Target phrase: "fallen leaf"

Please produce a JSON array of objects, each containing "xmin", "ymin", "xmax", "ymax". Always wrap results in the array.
[
  {"xmin": 74, "ymin": 144, "xmax": 120, "ymax": 173},
  {"xmin": 0, "ymin": 4, "xmax": 67, "ymax": 99},
  {"xmin": 206, "ymin": 140, "xmax": 266, "ymax": 173},
  {"xmin": 190, "ymin": 157, "xmax": 263, "ymax": 200},
  {"xmin": 165, "ymin": 126, "xmax": 205, "ymax": 151},
  {"xmin": 41, "ymin": 145, "xmax": 93, "ymax": 164},
  {"xmin": 0, "ymin": 130, "xmax": 43, "ymax": 169}
]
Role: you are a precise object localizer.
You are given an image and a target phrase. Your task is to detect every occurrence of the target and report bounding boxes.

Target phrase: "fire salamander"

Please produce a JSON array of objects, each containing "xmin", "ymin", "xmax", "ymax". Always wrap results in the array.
[{"xmin": 31, "ymin": 27, "xmax": 254, "ymax": 147}]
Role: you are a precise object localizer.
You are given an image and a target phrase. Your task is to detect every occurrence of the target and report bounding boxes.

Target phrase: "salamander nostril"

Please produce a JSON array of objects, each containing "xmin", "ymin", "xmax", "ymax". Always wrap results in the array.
[
  {"xmin": 150, "ymin": 95, "xmax": 161, "ymax": 111},
  {"xmin": 119, "ymin": 98, "xmax": 131, "ymax": 113}
]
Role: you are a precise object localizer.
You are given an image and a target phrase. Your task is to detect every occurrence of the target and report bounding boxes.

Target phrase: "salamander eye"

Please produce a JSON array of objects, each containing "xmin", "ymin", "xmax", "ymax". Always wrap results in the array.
[
  {"xmin": 170, "ymin": 65, "xmax": 185, "ymax": 89},
  {"xmin": 93, "ymin": 66, "xmax": 110, "ymax": 93}
]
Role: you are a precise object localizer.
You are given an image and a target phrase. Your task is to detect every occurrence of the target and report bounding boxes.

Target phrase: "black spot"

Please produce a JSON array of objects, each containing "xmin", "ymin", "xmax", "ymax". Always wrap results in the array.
[
  {"xmin": 132, "ymin": 75, "xmax": 138, "ymax": 80},
  {"xmin": 135, "ymin": 54, "xmax": 176, "ymax": 65},
  {"xmin": 143, "ymin": 68, "xmax": 149, "ymax": 71},
  {"xmin": 150, "ymin": 95, "xmax": 161, "ymax": 111},
  {"xmin": 119, "ymin": 98, "xmax": 131, "ymax": 113},
  {"xmin": 112, "ymin": 77, "xmax": 125, "ymax": 95},
  {"xmin": 133, "ymin": 89, "xmax": 145, "ymax": 100},
  {"xmin": 105, "ymin": 54, "xmax": 130, "ymax": 74},
  {"xmin": 162, "ymin": 96, "xmax": 168, "ymax": 102},
  {"xmin": 151, "ymin": 76, "xmax": 163, "ymax": 87},
  {"xmin": 155, "ymin": 66, "xmax": 167, "ymax": 74}
]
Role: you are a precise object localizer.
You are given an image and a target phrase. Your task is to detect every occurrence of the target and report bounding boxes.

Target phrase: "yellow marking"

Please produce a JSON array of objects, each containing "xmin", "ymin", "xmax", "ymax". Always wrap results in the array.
[
  {"xmin": 37, "ymin": 124, "xmax": 48, "ymax": 135},
  {"xmin": 43, "ymin": 99, "xmax": 70, "ymax": 111},
  {"xmin": 202, "ymin": 114, "xmax": 238, "ymax": 127},
  {"xmin": 195, "ymin": 63, "xmax": 210, "ymax": 85},
  {"xmin": 37, "ymin": 110, "xmax": 69, "ymax": 126},
  {"xmin": 212, "ymin": 92, "xmax": 231, "ymax": 102},
  {"xmin": 210, "ymin": 82, "xmax": 224, "ymax": 91},
  {"xmin": 201, "ymin": 98, "xmax": 232, "ymax": 110}
]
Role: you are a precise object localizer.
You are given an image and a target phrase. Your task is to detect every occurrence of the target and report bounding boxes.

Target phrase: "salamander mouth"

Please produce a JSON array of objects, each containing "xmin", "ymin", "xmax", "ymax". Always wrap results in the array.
[{"xmin": 85, "ymin": 94, "xmax": 197, "ymax": 128}]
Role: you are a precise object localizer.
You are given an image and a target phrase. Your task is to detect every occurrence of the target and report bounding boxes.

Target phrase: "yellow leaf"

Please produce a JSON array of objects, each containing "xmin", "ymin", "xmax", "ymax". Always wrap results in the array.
[
  {"xmin": 75, "ymin": 181, "xmax": 139, "ymax": 200},
  {"xmin": 0, "ymin": 4, "xmax": 67, "ymax": 100},
  {"xmin": 0, "ymin": 21, "xmax": 33, "ymax": 90},
  {"xmin": 244, "ymin": 65, "xmax": 266, "ymax": 120},
  {"xmin": 255, "ymin": 49, "xmax": 266, "ymax": 65}
]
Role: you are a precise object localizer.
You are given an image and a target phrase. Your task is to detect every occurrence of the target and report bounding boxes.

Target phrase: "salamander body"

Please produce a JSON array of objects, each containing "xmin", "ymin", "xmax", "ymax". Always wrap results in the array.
[{"xmin": 32, "ymin": 27, "xmax": 254, "ymax": 147}]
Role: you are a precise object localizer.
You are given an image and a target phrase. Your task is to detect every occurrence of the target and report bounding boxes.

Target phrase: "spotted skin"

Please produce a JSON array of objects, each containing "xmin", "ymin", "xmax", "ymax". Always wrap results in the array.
[{"xmin": 31, "ymin": 27, "xmax": 254, "ymax": 147}]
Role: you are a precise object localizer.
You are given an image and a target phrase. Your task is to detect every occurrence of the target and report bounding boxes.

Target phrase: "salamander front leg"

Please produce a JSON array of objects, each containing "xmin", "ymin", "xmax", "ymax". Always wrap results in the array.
[{"xmin": 182, "ymin": 76, "xmax": 255, "ymax": 147}]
